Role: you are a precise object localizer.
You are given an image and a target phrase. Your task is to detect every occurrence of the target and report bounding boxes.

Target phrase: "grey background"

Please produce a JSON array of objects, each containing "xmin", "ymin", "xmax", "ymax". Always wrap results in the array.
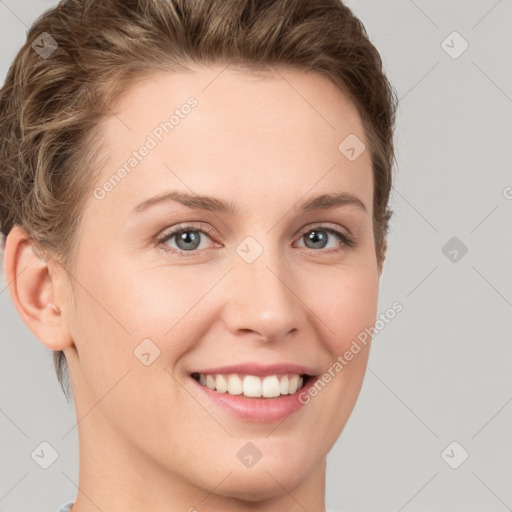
[{"xmin": 0, "ymin": 1, "xmax": 511, "ymax": 511}]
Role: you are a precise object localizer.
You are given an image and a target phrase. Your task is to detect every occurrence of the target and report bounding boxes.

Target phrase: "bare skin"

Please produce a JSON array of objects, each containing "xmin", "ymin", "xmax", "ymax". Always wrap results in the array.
[{"xmin": 5, "ymin": 64, "xmax": 385, "ymax": 512}]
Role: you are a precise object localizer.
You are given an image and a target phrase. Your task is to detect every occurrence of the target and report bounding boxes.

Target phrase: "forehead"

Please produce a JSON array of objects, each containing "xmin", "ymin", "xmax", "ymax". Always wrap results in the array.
[{"xmin": 89, "ymin": 65, "xmax": 372, "ymax": 221}]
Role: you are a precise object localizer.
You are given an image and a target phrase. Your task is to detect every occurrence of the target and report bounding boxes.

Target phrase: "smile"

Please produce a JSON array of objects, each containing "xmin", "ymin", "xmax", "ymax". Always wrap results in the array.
[
  {"xmin": 189, "ymin": 369, "xmax": 318, "ymax": 423},
  {"xmin": 191, "ymin": 372, "xmax": 310, "ymax": 398}
]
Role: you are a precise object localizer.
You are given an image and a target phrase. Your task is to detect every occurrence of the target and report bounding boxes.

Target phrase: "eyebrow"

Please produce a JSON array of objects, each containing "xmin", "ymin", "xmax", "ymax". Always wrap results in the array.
[{"xmin": 131, "ymin": 190, "xmax": 367, "ymax": 215}]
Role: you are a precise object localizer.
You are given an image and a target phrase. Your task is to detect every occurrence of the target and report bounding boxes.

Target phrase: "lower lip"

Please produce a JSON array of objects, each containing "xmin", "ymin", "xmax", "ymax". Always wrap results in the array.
[{"xmin": 190, "ymin": 376, "xmax": 317, "ymax": 423}]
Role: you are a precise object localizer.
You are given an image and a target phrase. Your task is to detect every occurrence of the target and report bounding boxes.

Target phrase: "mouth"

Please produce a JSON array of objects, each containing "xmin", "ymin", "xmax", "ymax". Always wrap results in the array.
[
  {"xmin": 187, "ymin": 362, "xmax": 319, "ymax": 422},
  {"xmin": 190, "ymin": 371, "xmax": 313, "ymax": 399}
]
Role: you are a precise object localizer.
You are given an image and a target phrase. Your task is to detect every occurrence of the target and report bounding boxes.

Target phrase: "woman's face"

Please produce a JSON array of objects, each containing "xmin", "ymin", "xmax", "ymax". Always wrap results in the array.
[{"xmin": 63, "ymin": 65, "xmax": 380, "ymax": 503}]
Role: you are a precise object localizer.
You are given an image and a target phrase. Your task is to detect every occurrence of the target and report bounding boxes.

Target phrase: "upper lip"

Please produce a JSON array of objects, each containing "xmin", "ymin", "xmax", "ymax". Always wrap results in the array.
[{"xmin": 190, "ymin": 362, "xmax": 318, "ymax": 377}]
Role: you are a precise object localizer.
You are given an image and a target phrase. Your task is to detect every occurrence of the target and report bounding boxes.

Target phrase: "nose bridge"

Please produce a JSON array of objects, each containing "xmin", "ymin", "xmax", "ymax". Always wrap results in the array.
[{"xmin": 224, "ymin": 237, "xmax": 302, "ymax": 340}]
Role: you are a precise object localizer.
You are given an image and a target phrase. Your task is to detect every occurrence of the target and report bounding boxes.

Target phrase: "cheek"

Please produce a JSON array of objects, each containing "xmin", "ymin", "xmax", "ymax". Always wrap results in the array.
[
  {"xmin": 76, "ymin": 249, "xmax": 201, "ymax": 331},
  {"xmin": 296, "ymin": 262, "xmax": 378, "ymax": 426},
  {"xmin": 299, "ymin": 269, "xmax": 377, "ymax": 449},
  {"xmin": 302, "ymin": 262, "xmax": 379, "ymax": 353},
  {"xmin": 68, "ymin": 256, "xmax": 222, "ymax": 387}
]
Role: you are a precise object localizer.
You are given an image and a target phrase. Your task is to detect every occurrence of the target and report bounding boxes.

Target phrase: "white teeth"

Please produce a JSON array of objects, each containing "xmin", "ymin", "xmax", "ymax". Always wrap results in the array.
[
  {"xmin": 227, "ymin": 374, "xmax": 243, "ymax": 395},
  {"xmin": 194, "ymin": 372, "xmax": 308, "ymax": 398},
  {"xmin": 215, "ymin": 374, "xmax": 228, "ymax": 393},
  {"xmin": 243, "ymin": 375, "xmax": 262, "ymax": 397},
  {"xmin": 206, "ymin": 374, "xmax": 216, "ymax": 390},
  {"xmin": 279, "ymin": 375, "xmax": 289, "ymax": 395},
  {"xmin": 262, "ymin": 376, "xmax": 280, "ymax": 397},
  {"xmin": 288, "ymin": 374, "xmax": 300, "ymax": 394}
]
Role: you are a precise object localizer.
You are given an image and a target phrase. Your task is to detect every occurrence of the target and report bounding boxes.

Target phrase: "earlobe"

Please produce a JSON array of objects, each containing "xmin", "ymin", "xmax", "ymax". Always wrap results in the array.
[{"xmin": 3, "ymin": 225, "xmax": 73, "ymax": 351}]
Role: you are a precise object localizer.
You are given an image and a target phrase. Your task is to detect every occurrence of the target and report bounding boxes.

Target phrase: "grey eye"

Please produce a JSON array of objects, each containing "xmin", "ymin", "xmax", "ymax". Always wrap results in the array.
[
  {"xmin": 303, "ymin": 229, "xmax": 329, "ymax": 249},
  {"xmin": 163, "ymin": 229, "xmax": 212, "ymax": 252},
  {"xmin": 174, "ymin": 230, "xmax": 202, "ymax": 250}
]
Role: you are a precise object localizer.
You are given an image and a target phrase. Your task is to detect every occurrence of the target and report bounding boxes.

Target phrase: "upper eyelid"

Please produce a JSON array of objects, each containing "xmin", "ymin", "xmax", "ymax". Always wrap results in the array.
[{"xmin": 158, "ymin": 222, "xmax": 217, "ymax": 240}]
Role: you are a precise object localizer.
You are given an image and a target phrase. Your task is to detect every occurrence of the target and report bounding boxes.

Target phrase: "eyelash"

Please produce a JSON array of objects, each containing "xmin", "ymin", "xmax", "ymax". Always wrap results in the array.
[{"xmin": 155, "ymin": 222, "xmax": 356, "ymax": 258}]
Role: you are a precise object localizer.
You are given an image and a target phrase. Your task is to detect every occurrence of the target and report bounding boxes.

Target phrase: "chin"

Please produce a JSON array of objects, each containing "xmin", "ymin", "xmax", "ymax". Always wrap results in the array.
[
  {"xmin": 213, "ymin": 470, "xmax": 305, "ymax": 503},
  {"xmin": 201, "ymin": 447, "xmax": 318, "ymax": 502}
]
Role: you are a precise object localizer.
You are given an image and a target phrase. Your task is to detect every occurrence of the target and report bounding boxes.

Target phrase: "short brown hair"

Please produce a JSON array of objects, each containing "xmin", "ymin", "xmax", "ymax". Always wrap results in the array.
[{"xmin": 0, "ymin": 0, "xmax": 397, "ymax": 400}]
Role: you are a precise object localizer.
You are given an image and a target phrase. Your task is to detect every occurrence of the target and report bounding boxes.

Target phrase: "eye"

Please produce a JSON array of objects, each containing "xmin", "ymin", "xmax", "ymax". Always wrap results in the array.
[
  {"xmin": 155, "ymin": 222, "xmax": 356, "ymax": 258},
  {"xmin": 295, "ymin": 225, "xmax": 356, "ymax": 252},
  {"xmin": 156, "ymin": 223, "xmax": 217, "ymax": 257}
]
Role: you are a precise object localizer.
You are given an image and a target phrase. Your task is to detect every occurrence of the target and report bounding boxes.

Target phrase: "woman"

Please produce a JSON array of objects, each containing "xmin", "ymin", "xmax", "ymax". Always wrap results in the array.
[{"xmin": 0, "ymin": 0, "xmax": 397, "ymax": 510}]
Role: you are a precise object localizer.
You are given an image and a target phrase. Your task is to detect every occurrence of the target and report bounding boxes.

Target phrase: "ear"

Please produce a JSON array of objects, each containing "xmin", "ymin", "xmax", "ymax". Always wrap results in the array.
[{"xmin": 3, "ymin": 225, "xmax": 74, "ymax": 351}]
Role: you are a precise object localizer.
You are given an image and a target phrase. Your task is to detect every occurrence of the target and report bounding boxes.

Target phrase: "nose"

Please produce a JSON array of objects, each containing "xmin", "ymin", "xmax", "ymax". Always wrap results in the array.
[{"xmin": 222, "ymin": 243, "xmax": 305, "ymax": 343}]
